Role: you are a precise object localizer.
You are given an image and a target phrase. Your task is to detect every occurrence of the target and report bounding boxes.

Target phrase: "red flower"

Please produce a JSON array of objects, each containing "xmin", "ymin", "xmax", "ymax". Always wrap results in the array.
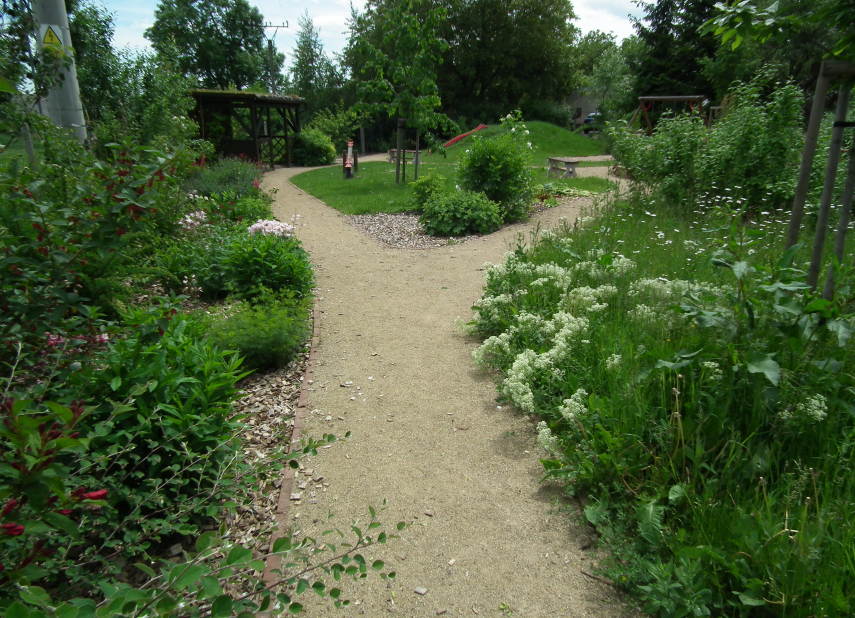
[
  {"xmin": 56, "ymin": 509, "xmax": 74, "ymax": 516},
  {"xmin": 1, "ymin": 522, "xmax": 25, "ymax": 536},
  {"xmin": 1, "ymin": 500, "xmax": 18, "ymax": 517},
  {"xmin": 82, "ymin": 490, "xmax": 107, "ymax": 501},
  {"xmin": 116, "ymin": 228, "xmax": 127, "ymax": 237}
]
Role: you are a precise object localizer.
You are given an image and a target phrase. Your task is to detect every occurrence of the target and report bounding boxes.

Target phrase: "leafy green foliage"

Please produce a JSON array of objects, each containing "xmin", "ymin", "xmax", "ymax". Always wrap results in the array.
[
  {"xmin": 409, "ymin": 173, "xmax": 447, "ymax": 209},
  {"xmin": 420, "ymin": 190, "xmax": 502, "ymax": 236},
  {"xmin": 468, "ymin": 196, "xmax": 855, "ymax": 615},
  {"xmin": 203, "ymin": 293, "xmax": 311, "ymax": 369},
  {"xmin": 183, "ymin": 156, "xmax": 265, "ymax": 200},
  {"xmin": 220, "ymin": 232, "xmax": 314, "ymax": 299},
  {"xmin": 144, "ymin": 0, "xmax": 280, "ymax": 90},
  {"xmin": 457, "ymin": 111, "xmax": 534, "ymax": 222},
  {"xmin": 292, "ymin": 127, "xmax": 337, "ymax": 166},
  {"xmin": 608, "ymin": 76, "xmax": 804, "ymax": 212},
  {"xmin": 354, "ymin": 0, "xmax": 454, "ymax": 147},
  {"xmin": 309, "ymin": 103, "xmax": 366, "ymax": 153},
  {"xmin": 290, "ymin": 11, "xmax": 345, "ymax": 118}
]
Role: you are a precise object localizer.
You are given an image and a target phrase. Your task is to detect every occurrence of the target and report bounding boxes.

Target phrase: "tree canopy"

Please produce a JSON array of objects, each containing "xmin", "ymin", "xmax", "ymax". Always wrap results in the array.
[
  {"xmin": 145, "ymin": 0, "xmax": 282, "ymax": 90},
  {"xmin": 347, "ymin": 0, "xmax": 579, "ymax": 118}
]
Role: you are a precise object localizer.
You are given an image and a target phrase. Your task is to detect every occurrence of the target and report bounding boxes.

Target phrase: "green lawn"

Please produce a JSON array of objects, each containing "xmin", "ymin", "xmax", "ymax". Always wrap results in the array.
[
  {"xmin": 441, "ymin": 120, "xmax": 606, "ymax": 160},
  {"xmin": 290, "ymin": 121, "xmax": 613, "ymax": 216},
  {"xmin": 0, "ymin": 133, "xmax": 42, "ymax": 165},
  {"xmin": 290, "ymin": 160, "xmax": 616, "ymax": 216}
]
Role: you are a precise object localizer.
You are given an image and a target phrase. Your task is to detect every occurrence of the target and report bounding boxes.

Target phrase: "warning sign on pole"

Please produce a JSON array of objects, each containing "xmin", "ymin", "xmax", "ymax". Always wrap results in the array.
[{"xmin": 39, "ymin": 25, "xmax": 63, "ymax": 48}]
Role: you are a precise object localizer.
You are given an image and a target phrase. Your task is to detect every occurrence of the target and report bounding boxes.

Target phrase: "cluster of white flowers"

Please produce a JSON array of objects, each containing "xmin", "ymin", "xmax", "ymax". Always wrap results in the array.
[
  {"xmin": 610, "ymin": 256, "xmax": 637, "ymax": 276},
  {"xmin": 564, "ymin": 285, "xmax": 614, "ymax": 313},
  {"xmin": 248, "ymin": 219, "xmax": 295, "ymax": 237},
  {"xmin": 502, "ymin": 349, "xmax": 539, "ymax": 413},
  {"xmin": 573, "ymin": 261, "xmax": 605, "ymax": 281},
  {"xmin": 472, "ymin": 293, "xmax": 516, "ymax": 328},
  {"xmin": 472, "ymin": 331, "xmax": 512, "ymax": 369},
  {"xmin": 559, "ymin": 388, "xmax": 588, "ymax": 422},
  {"xmin": 543, "ymin": 311, "xmax": 589, "ymax": 364},
  {"xmin": 795, "ymin": 394, "xmax": 828, "ymax": 422},
  {"xmin": 605, "ymin": 354, "xmax": 622, "ymax": 371},
  {"xmin": 180, "ymin": 210, "xmax": 207, "ymax": 230},
  {"xmin": 702, "ymin": 361, "xmax": 723, "ymax": 382},
  {"xmin": 536, "ymin": 421, "xmax": 559, "ymax": 453},
  {"xmin": 627, "ymin": 303, "xmax": 658, "ymax": 325},
  {"xmin": 628, "ymin": 277, "xmax": 693, "ymax": 301}
]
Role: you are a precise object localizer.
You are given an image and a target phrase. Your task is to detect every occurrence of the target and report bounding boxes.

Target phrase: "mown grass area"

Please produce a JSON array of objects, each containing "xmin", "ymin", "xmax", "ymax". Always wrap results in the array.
[
  {"xmin": 467, "ymin": 193, "xmax": 855, "ymax": 616},
  {"xmin": 290, "ymin": 160, "xmax": 616, "ymax": 215},
  {"xmin": 442, "ymin": 120, "xmax": 606, "ymax": 159},
  {"xmin": 291, "ymin": 120, "xmax": 614, "ymax": 216}
]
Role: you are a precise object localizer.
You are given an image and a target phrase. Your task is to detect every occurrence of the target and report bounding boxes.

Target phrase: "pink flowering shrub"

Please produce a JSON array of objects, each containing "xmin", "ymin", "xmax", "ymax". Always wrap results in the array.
[{"xmin": 248, "ymin": 218, "xmax": 295, "ymax": 237}]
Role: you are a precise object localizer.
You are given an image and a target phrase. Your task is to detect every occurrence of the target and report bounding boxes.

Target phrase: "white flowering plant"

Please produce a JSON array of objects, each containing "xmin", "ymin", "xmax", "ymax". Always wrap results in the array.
[{"xmin": 466, "ymin": 195, "xmax": 855, "ymax": 611}]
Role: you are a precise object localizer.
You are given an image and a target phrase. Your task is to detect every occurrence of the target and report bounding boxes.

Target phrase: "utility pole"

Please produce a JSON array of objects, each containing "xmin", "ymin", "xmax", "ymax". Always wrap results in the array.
[
  {"xmin": 263, "ymin": 22, "xmax": 288, "ymax": 94},
  {"xmin": 31, "ymin": 0, "xmax": 87, "ymax": 143}
]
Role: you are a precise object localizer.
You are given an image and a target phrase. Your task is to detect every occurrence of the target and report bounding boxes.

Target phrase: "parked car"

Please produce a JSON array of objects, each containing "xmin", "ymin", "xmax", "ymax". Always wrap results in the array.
[{"xmin": 582, "ymin": 111, "xmax": 603, "ymax": 133}]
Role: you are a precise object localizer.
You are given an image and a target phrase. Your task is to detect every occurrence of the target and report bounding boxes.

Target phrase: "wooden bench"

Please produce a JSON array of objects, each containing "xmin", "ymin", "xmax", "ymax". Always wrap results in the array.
[
  {"xmin": 546, "ymin": 157, "xmax": 580, "ymax": 179},
  {"xmin": 388, "ymin": 149, "xmax": 421, "ymax": 165}
]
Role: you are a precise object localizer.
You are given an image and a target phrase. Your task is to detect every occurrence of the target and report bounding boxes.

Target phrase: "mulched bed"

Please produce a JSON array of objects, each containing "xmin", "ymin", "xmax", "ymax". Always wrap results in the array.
[{"xmin": 342, "ymin": 196, "xmax": 589, "ymax": 249}]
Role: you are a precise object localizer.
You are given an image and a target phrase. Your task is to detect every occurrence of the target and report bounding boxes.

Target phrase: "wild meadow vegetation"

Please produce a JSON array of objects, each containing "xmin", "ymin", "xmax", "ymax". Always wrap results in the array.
[{"xmin": 465, "ymin": 77, "xmax": 855, "ymax": 616}]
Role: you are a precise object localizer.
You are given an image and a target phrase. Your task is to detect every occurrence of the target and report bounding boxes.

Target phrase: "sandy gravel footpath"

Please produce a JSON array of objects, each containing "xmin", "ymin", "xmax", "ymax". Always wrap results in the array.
[{"xmin": 265, "ymin": 164, "xmax": 630, "ymax": 618}]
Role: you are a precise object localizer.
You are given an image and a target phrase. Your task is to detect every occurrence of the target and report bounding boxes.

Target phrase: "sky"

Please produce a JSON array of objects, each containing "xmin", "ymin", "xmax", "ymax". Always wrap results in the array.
[{"xmin": 105, "ymin": 0, "xmax": 643, "ymax": 63}]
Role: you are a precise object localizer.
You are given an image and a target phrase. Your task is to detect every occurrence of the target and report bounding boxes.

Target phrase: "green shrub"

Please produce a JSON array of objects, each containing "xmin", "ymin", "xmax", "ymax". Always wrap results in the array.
[
  {"xmin": 293, "ymin": 127, "xmax": 337, "ymax": 166},
  {"xmin": 155, "ymin": 226, "xmax": 313, "ymax": 300},
  {"xmin": 309, "ymin": 103, "xmax": 365, "ymax": 152},
  {"xmin": 59, "ymin": 301, "xmax": 247, "ymax": 559},
  {"xmin": 420, "ymin": 190, "xmax": 502, "ymax": 236},
  {"xmin": 221, "ymin": 231, "xmax": 314, "ymax": 299},
  {"xmin": 183, "ymin": 156, "xmax": 263, "ymax": 199},
  {"xmin": 607, "ymin": 75, "xmax": 804, "ymax": 212},
  {"xmin": 204, "ymin": 294, "xmax": 311, "ymax": 370},
  {"xmin": 457, "ymin": 111, "xmax": 534, "ymax": 222},
  {"xmin": 410, "ymin": 173, "xmax": 448, "ymax": 209}
]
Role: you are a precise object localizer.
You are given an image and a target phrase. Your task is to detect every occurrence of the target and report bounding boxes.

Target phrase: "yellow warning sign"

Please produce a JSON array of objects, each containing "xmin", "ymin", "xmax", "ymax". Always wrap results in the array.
[{"xmin": 42, "ymin": 26, "xmax": 61, "ymax": 47}]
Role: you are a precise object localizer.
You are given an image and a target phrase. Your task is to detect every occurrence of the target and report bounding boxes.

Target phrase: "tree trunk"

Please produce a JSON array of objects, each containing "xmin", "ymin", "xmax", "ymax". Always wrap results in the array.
[
  {"xmin": 414, "ymin": 129, "xmax": 420, "ymax": 181},
  {"xmin": 785, "ymin": 66, "xmax": 830, "ymax": 249},
  {"xmin": 822, "ymin": 147, "xmax": 855, "ymax": 300},
  {"xmin": 21, "ymin": 122, "xmax": 36, "ymax": 168},
  {"xmin": 395, "ymin": 118, "xmax": 406, "ymax": 184},
  {"xmin": 807, "ymin": 81, "xmax": 853, "ymax": 291}
]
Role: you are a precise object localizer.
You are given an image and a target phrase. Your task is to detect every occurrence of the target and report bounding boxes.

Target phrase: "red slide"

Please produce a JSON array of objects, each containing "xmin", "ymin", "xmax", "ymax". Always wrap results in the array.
[{"xmin": 444, "ymin": 124, "xmax": 488, "ymax": 148}]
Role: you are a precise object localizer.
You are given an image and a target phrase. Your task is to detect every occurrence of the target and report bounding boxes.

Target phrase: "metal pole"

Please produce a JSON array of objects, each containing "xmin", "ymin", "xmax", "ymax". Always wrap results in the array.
[
  {"xmin": 786, "ymin": 65, "xmax": 831, "ymax": 249},
  {"xmin": 395, "ymin": 117, "xmax": 405, "ymax": 184},
  {"xmin": 414, "ymin": 129, "xmax": 420, "ymax": 181},
  {"xmin": 268, "ymin": 39, "xmax": 276, "ymax": 93},
  {"xmin": 360, "ymin": 126, "xmax": 365, "ymax": 154},
  {"xmin": 21, "ymin": 122, "xmax": 36, "ymax": 167},
  {"xmin": 807, "ymin": 81, "xmax": 853, "ymax": 291},
  {"xmin": 822, "ymin": 145, "xmax": 855, "ymax": 300},
  {"xmin": 31, "ymin": 0, "xmax": 87, "ymax": 143}
]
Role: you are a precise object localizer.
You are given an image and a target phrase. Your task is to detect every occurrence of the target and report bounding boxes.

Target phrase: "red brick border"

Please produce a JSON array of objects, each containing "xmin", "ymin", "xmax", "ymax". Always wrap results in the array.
[{"xmin": 262, "ymin": 301, "xmax": 321, "ymax": 583}]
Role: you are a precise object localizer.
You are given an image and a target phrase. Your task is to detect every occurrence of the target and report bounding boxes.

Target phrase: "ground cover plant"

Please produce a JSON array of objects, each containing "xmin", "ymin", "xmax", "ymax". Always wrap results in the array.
[{"xmin": 465, "ymin": 187, "xmax": 855, "ymax": 615}]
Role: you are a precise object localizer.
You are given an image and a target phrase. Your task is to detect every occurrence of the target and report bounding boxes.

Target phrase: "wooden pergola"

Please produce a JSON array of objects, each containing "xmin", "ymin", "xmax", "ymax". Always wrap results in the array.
[
  {"xmin": 190, "ymin": 90, "xmax": 307, "ymax": 168},
  {"xmin": 628, "ymin": 96, "xmax": 707, "ymax": 135}
]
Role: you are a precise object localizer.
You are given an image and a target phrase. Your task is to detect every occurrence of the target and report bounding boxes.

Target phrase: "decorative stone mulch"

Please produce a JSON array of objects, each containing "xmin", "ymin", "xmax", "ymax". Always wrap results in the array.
[{"xmin": 342, "ymin": 196, "xmax": 589, "ymax": 249}]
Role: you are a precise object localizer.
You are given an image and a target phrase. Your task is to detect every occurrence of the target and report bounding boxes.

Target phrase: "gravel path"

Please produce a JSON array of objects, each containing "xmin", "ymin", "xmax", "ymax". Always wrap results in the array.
[{"xmin": 265, "ymin": 163, "xmax": 631, "ymax": 617}]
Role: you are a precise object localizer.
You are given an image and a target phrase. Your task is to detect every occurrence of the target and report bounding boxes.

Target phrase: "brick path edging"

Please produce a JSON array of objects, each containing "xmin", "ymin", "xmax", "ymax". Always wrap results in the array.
[{"xmin": 262, "ymin": 301, "xmax": 321, "ymax": 584}]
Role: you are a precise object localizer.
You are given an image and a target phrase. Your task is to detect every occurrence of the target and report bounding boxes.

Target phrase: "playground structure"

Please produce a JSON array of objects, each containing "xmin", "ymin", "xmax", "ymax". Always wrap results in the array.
[{"xmin": 627, "ymin": 96, "xmax": 708, "ymax": 135}]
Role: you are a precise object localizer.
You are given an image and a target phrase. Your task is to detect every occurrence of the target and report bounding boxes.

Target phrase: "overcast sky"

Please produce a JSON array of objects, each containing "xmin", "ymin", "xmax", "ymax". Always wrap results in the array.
[{"xmin": 105, "ymin": 0, "xmax": 643, "ymax": 63}]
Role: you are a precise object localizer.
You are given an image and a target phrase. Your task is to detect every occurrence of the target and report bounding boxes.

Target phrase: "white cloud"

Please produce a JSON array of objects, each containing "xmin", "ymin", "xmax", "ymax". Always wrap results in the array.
[{"xmin": 574, "ymin": 0, "xmax": 643, "ymax": 41}]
